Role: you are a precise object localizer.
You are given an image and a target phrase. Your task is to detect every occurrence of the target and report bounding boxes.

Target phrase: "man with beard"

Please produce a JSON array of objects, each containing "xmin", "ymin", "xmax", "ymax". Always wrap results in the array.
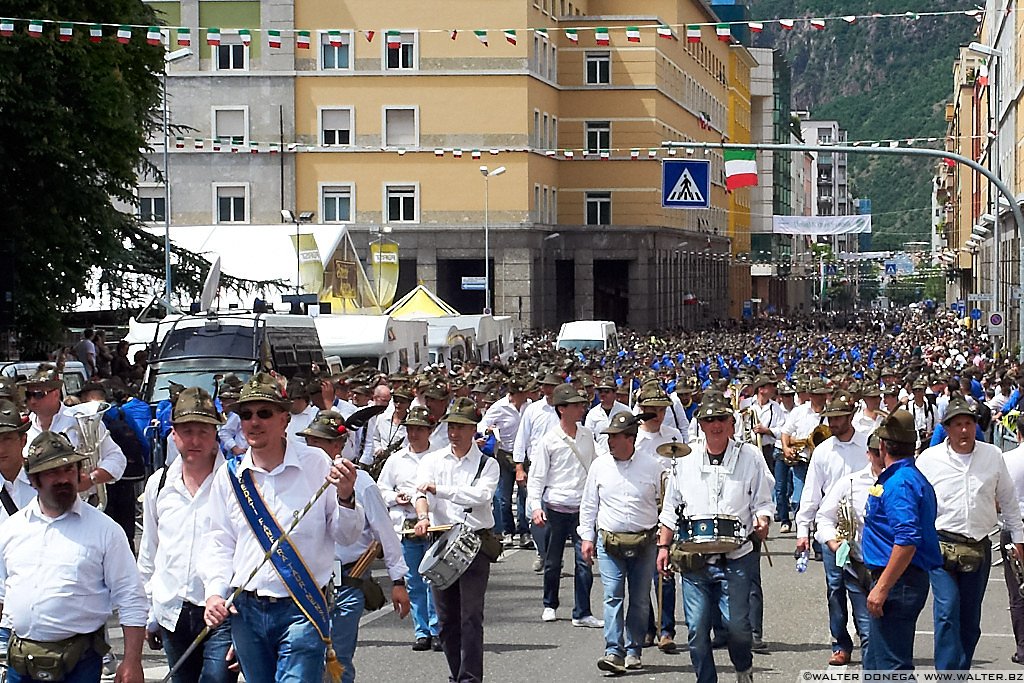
[{"xmin": 0, "ymin": 431, "xmax": 148, "ymax": 683}]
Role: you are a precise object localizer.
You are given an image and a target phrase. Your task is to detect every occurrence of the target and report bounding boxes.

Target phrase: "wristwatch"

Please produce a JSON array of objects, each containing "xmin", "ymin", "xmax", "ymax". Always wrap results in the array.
[
  {"xmin": 392, "ymin": 578, "xmax": 406, "ymax": 587},
  {"xmin": 417, "ymin": 513, "xmax": 429, "ymax": 521}
]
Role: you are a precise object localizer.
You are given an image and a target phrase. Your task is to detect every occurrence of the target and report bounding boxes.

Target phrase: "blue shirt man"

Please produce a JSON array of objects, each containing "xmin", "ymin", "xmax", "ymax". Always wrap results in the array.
[{"xmin": 861, "ymin": 409, "xmax": 941, "ymax": 672}]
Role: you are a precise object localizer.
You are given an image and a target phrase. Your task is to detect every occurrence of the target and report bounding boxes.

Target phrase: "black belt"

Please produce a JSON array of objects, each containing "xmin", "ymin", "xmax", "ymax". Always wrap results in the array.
[{"xmin": 868, "ymin": 563, "xmax": 925, "ymax": 582}]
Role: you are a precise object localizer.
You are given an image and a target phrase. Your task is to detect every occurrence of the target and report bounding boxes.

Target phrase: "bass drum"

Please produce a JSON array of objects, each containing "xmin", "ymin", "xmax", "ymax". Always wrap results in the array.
[{"xmin": 419, "ymin": 523, "xmax": 482, "ymax": 590}]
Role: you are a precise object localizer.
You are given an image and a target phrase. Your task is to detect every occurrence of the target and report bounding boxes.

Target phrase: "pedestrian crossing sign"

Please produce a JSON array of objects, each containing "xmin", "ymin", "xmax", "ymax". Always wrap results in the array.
[{"xmin": 662, "ymin": 159, "xmax": 711, "ymax": 209}]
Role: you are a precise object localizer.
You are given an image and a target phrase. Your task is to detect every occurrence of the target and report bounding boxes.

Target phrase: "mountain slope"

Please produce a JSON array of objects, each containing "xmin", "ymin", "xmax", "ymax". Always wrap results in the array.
[{"xmin": 748, "ymin": 0, "xmax": 976, "ymax": 250}]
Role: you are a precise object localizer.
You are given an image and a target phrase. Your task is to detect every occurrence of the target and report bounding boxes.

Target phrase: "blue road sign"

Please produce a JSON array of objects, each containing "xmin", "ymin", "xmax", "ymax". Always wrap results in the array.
[
  {"xmin": 884, "ymin": 262, "xmax": 897, "ymax": 276},
  {"xmin": 825, "ymin": 264, "xmax": 839, "ymax": 276},
  {"xmin": 662, "ymin": 159, "xmax": 711, "ymax": 209},
  {"xmin": 970, "ymin": 308, "xmax": 983, "ymax": 321}
]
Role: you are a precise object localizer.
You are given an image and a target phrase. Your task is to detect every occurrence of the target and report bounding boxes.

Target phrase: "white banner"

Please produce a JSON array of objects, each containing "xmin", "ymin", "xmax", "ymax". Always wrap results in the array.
[{"xmin": 772, "ymin": 215, "xmax": 872, "ymax": 235}]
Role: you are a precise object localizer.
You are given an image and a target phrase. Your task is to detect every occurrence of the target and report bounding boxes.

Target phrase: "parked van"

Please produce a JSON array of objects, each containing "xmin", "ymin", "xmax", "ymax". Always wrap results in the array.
[
  {"xmin": 444, "ymin": 315, "xmax": 517, "ymax": 364},
  {"xmin": 315, "ymin": 315, "xmax": 428, "ymax": 374},
  {"xmin": 426, "ymin": 322, "xmax": 476, "ymax": 369},
  {"xmin": 555, "ymin": 320, "xmax": 619, "ymax": 353},
  {"xmin": 1, "ymin": 360, "xmax": 89, "ymax": 397}
]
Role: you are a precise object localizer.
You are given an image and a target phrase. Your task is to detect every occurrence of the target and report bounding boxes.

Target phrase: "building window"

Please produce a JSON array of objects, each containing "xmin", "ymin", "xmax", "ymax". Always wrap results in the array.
[
  {"xmin": 385, "ymin": 184, "xmax": 417, "ymax": 222},
  {"xmin": 213, "ymin": 108, "xmax": 247, "ymax": 145},
  {"xmin": 138, "ymin": 187, "xmax": 165, "ymax": 223},
  {"xmin": 384, "ymin": 31, "xmax": 416, "ymax": 70},
  {"xmin": 550, "ymin": 189, "xmax": 557, "ymax": 224},
  {"xmin": 548, "ymin": 43, "xmax": 557, "ymax": 80},
  {"xmin": 551, "ymin": 117, "xmax": 557, "ymax": 149},
  {"xmin": 320, "ymin": 31, "xmax": 352, "ymax": 70},
  {"xmin": 322, "ymin": 185, "xmax": 353, "ymax": 223},
  {"xmin": 533, "ymin": 110, "xmax": 541, "ymax": 146},
  {"xmin": 585, "ymin": 121, "xmax": 610, "ymax": 153},
  {"xmin": 542, "ymin": 113, "xmax": 549, "ymax": 148},
  {"xmin": 321, "ymin": 108, "xmax": 352, "ymax": 146},
  {"xmin": 534, "ymin": 185, "xmax": 541, "ymax": 222},
  {"xmin": 214, "ymin": 34, "xmax": 246, "ymax": 71},
  {"xmin": 586, "ymin": 191, "xmax": 611, "ymax": 226},
  {"xmin": 215, "ymin": 185, "xmax": 247, "ymax": 224},
  {"xmin": 383, "ymin": 108, "xmax": 417, "ymax": 147},
  {"xmin": 585, "ymin": 51, "xmax": 610, "ymax": 84}
]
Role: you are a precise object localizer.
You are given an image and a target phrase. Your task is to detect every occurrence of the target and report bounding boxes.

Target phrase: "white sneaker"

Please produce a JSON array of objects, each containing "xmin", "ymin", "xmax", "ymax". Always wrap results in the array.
[
  {"xmin": 737, "ymin": 669, "xmax": 754, "ymax": 683},
  {"xmin": 572, "ymin": 615, "xmax": 604, "ymax": 628},
  {"xmin": 542, "ymin": 607, "xmax": 558, "ymax": 622}
]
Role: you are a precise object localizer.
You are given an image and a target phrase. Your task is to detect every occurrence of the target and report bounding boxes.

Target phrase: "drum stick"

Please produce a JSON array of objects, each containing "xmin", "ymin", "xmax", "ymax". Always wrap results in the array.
[
  {"xmin": 400, "ymin": 524, "xmax": 453, "ymax": 536},
  {"xmin": 350, "ymin": 541, "xmax": 382, "ymax": 579},
  {"xmin": 762, "ymin": 538, "xmax": 774, "ymax": 568}
]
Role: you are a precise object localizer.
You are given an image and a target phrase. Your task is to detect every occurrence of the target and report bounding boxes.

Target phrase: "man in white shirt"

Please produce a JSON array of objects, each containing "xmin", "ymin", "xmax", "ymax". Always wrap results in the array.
[
  {"xmin": 481, "ymin": 378, "xmax": 531, "ymax": 548},
  {"xmin": 412, "ymin": 398, "xmax": 500, "ymax": 683},
  {"xmin": 378, "ymin": 406, "xmax": 443, "ymax": 651},
  {"xmin": 747, "ymin": 375, "xmax": 785, "ymax": 471},
  {"xmin": 780, "ymin": 379, "xmax": 828, "ymax": 535},
  {"xmin": 1001, "ymin": 416, "xmax": 1024, "ymax": 665},
  {"xmin": 217, "ymin": 382, "xmax": 248, "ymax": 457},
  {"xmin": 917, "ymin": 395, "xmax": 1024, "ymax": 671},
  {"xmin": 656, "ymin": 399, "xmax": 774, "ymax": 683},
  {"xmin": 527, "ymin": 384, "xmax": 602, "ymax": 628},
  {"xmin": 795, "ymin": 392, "xmax": 869, "ymax": 666},
  {"xmin": 513, "ymin": 373, "xmax": 561, "ymax": 564},
  {"xmin": 200, "ymin": 374, "xmax": 364, "ymax": 683},
  {"xmin": 579, "ymin": 413, "xmax": 663, "ymax": 675},
  {"xmin": 137, "ymin": 387, "xmax": 235, "ymax": 683},
  {"xmin": 0, "ymin": 431, "xmax": 148, "ymax": 683},
  {"xmin": 0, "ymin": 400, "xmax": 34, "ymax": 520},
  {"xmin": 298, "ymin": 410, "xmax": 411, "ymax": 683},
  {"xmin": 907, "ymin": 378, "xmax": 939, "ymax": 454},
  {"xmin": 851, "ymin": 382, "xmax": 886, "ymax": 437},
  {"xmin": 584, "ymin": 375, "xmax": 631, "ymax": 448},
  {"xmin": 283, "ymin": 377, "xmax": 318, "ymax": 444},
  {"xmin": 422, "ymin": 382, "xmax": 453, "ymax": 453}
]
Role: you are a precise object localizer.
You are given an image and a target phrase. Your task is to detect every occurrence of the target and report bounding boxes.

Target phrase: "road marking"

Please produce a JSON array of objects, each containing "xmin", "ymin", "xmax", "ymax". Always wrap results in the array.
[{"xmin": 915, "ymin": 630, "xmax": 1015, "ymax": 638}]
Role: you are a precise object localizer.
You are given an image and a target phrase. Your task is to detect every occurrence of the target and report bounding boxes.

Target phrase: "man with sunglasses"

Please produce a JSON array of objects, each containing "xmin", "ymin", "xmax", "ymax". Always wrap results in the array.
[
  {"xmin": 656, "ymin": 399, "xmax": 774, "ymax": 683},
  {"xmin": 20, "ymin": 364, "xmax": 126, "ymax": 508},
  {"xmin": 199, "ymin": 373, "xmax": 364, "ymax": 683}
]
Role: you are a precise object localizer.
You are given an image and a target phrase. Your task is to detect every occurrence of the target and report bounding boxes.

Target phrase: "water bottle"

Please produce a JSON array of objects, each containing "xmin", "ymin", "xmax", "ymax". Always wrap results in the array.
[{"xmin": 795, "ymin": 549, "xmax": 809, "ymax": 573}]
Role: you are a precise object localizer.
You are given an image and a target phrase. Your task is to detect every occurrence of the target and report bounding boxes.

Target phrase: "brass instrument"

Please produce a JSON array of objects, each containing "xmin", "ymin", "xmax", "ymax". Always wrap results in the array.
[
  {"xmin": 68, "ymin": 401, "xmax": 111, "ymax": 510},
  {"xmin": 783, "ymin": 438, "xmax": 810, "ymax": 465},
  {"xmin": 810, "ymin": 424, "xmax": 833, "ymax": 449},
  {"xmin": 1006, "ymin": 544, "xmax": 1024, "ymax": 598},
  {"xmin": 835, "ymin": 478, "xmax": 857, "ymax": 544}
]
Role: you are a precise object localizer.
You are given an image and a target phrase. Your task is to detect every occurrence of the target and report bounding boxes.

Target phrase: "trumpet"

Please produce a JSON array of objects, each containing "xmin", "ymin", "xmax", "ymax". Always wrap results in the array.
[
  {"xmin": 1006, "ymin": 544, "xmax": 1024, "ymax": 598},
  {"xmin": 68, "ymin": 401, "xmax": 111, "ymax": 511}
]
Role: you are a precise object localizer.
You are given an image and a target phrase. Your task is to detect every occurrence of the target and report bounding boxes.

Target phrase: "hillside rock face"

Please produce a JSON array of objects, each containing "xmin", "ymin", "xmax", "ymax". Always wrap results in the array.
[{"xmin": 748, "ymin": 0, "xmax": 975, "ymax": 250}]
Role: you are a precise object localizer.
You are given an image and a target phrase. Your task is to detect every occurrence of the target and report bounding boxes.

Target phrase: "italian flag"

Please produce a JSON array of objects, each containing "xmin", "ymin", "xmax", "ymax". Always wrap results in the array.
[
  {"xmin": 27, "ymin": 21, "xmax": 43, "ymax": 37},
  {"xmin": 177, "ymin": 27, "xmax": 190, "ymax": 46},
  {"xmin": 658, "ymin": 24, "xmax": 675, "ymax": 39},
  {"xmin": 648, "ymin": 149, "xmax": 658, "ymax": 159},
  {"xmin": 716, "ymin": 23, "xmax": 731, "ymax": 41},
  {"xmin": 90, "ymin": 25, "xmax": 103, "ymax": 42},
  {"xmin": 212, "ymin": 138, "xmax": 222, "ymax": 152},
  {"xmin": 810, "ymin": 18, "xmax": 825, "ymax": 30},
  {"xmin": 630, "ymin": 149, "xmax": 640, "ymax": 159},
  {"xmin": 0, "ymin": 20, "xmax": 13, "ymax": 37},
  {"xmin": 449, "ymin": 29, "xmax": 458, "ymax": 40},
  {"xmin": 59, "ymin": 23, "xmax": 74, "ymax": 42},
  {"xmin": 362, "ymin": 30, "xmax": 374, "ymax": 42},
  {"xmin": 238, "ymin": 29, "xmax": 251, "ymax": 46},
  {"xmin": 328, "ymin": 30, "xmax": 342, "ymax": 47},
  {"xmin": 626, "ymin": 26, "xmax": 640, "ymax": 43},
  {"xmin": 977, "ymin": 60, "xmax": 989, "ymax": 87},
  {"xmin": 267, "ymin": 29, "xmax": 281, "ymax": 48},
  {"xmin": 471, "ymin": 149, "xmax": 482, "ymax": 159},
  {"xmin": 842, "ymin": 16, "xmax": 857, "ymax": 24},
  {"xmin": 778, "ymin": 19, "xmax": 794, "ymax": 30},
  {"xmin": 594, "ymin": 27, "xmax": 609, "ymax": 45},
  {"xmin": 748, "ymin": 22, "xmax": 763, "ymax": 33},
  {"xmin": 194, "ymin": 138, "xmax": 205, "ymax": 150},
  {"xmin": 453, "ymin": 149, "xmax": 463, "ymax": 158},
  {"xmin": 147, "ymin": 26, "xmax": 162, "ymax": 45},
  {"xmin": 434, "ymin": 148, "xmax": 444, "ymax": 157},
  {"xmin": 504, "ymin": 29, "xmax": 516, "ymax": 45},
  {"xmin": 724, "ymin": 149, "xmax": 757, "ymax": 190},
  {"xmin": 564, "ymin": 28, "xmax": 578, "ymax": 43},
  {"xmin": 563, "ymin": 149, "xmax": 574, "ymax": 159},
  {"xmin": 206, "ymin": 27, "xmax": 220, "ymax": 45},
  {"xmin": 686, "ymin": 25, "xmax": 701, "ymax": 42},
  {"xmin": 535, "ymin": 28, "xmax": 548, "ymax": 40},
  {"xmin": 116, "ymin": 25, "xmax": 132, "ymax": 43},
  {"xmin": 474, "ymin": 30, "xmax": 488, "ymax": 46},
  {"xmin": 296, "ymin": 31, "xmax": 310, "ymax": 49},
  {"xmin": 386, "ymin": 30, "xmax": 401, "ymax": 49},
  {"xmin": 175, "ymin": 137, "xmax": 185, "ymax": 149}
]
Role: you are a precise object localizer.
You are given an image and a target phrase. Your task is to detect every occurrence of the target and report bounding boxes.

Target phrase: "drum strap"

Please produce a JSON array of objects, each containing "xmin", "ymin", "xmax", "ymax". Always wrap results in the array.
[{"xmin": 462, "ymin": 453, "xmax": 488, "ymax": 515}]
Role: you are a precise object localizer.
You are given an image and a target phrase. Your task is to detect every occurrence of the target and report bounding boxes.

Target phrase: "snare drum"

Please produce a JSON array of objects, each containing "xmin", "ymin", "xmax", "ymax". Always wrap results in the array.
[
  {"xmin": 675, "ymin": 514, "xmax": 746, "ymax": 554},
  {"xmin": 418, "ymin": 523, "xmax": 482, "ymax": 590}
]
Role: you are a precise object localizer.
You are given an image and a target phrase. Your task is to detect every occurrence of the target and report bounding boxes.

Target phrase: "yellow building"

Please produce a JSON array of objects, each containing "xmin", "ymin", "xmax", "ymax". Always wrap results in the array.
[{"xmin": 292, "ymin": 0, "xmax": 741, "ymax": 329}]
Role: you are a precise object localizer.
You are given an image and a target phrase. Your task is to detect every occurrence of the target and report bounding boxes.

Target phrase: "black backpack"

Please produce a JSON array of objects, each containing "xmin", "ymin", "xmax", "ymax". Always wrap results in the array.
[{"xmin": 105, "ymin": 408, "xmax": 148, "ymax": 481}]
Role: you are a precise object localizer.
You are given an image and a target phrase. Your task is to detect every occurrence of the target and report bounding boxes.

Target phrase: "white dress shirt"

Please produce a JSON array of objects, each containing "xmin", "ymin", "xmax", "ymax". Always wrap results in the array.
[
  {"xmin": 749, "ymin": 399, "xmax": 785, "ymax": 448},
  {"xmin": 199, "ymin": 442, "xmax": 365, "ymax": 600},
  {"xmin": 658, "ymin": 439, "xmax": 776, "ymax": 560},
  {"xmin": 814, "ymin": 465, "xmax": 876, "ymax": 561},
  {"xmin": 917, "ymin": 440, "xmax": 1024, "ymax": 543},
  {"xmin": 428, "ymin": 422, "xmax": 451, "ymax": 453},
  {"xmin": 512, "ymin": 399, "xmax": 558, "ymax": 464},
  {"xmin": 0, "ymin": 470, "xmax": 36, "ymax": 523},
  {"xmin": 584, "ymin": 402, "xmax": 631, "ymax": 447},
  {"xmin": 285, "ymin": 404, "xmax": 319, "ymax": 444},
  {"xmin": 415, "ymin": 443, "xmax": 499, "ymax": 531},
  {"xmin": 333, "ymin": 398, "xmax": 357, "ymax": 419},
  {"xmin": 218, "ymin": 412, "xmax": 248, "ymax": 453},
  {"xmin": 377, "ymin": 445, "xmax": 431, "ymax": 532},
  {"xmin": 781, "ymin": 402, "xmax": 825, "ymax": 443},
  {"xmin": 634, "ymin": 424, "xmax": 685, "ymax": 469},
  {"xmin": 851, "ymin": 406, "xmax": 885, "ymax": 437},
  {"xmin": 908, "ymin": 400, "xmax": 938, "ymax": 446},
  {"xmin": 482, "ymin": 396, "xmax": 528, "ymax": 451},
  {"xmin": 336, "ymin": 470, "xmax": 408, "ymax": 582},
  {"xmin": 526, "ymin": 424, "xmax": 598, "ymax": 514},
  {"xmin": 577, "ymin": 452, "xmax": 663, "ymax": 543},
  {"xmin": 0, "ymin": 498, "xmax": 148, "ymax": 641},
  {"xmin": 795, "ymin": 432, "xmax": 869, "ymax": 538},
  {"xmin": 27, "ymin": 408, "xmax": 127, "ymax": 482},
  {"xmin": 371, "ymin": 414, "xmax": 407, "ymax": 456},
  {"xmin": 137, "ymin": 457, "xmax": 222, "ymax": 631},
  {"xmin": 1002, "ymin": 443, "xmax": 1024, "ymax": 519},
  {"xmin": 666, "ymin": 395, "xmax": 692, "ymax": 440}
]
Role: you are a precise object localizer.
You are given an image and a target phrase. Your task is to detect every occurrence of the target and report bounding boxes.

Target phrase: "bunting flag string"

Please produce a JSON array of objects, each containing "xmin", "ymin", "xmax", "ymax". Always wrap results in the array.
[{"xmin": 0, "ymin": 8, "xmax": 998, "ymax": 50}]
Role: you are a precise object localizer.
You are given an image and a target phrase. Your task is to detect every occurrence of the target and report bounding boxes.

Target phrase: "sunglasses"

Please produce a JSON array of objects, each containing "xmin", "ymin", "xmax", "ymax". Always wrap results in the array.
[
  {"xmin": 238, "ymin": 408, "xmax": 277, "ymax": 421},
  {"xmin": 25, "ymin": 389, "xmax": 53, "ymax": 400},
  {"xmin": 598, "ymin": 388, "xmax": 615, "ymax": 394},
  {"xmin": 699, "ymin": 415, "xmax": 731, "ymax": 423}
]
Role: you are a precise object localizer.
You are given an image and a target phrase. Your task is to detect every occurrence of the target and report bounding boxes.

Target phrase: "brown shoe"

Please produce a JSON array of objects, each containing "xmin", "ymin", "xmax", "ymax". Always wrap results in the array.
[
  {"xmin": 828, "ymin": 650, "xmax": 851, "ymax": 666},
  {"xmin": 657, "ymin": 635, "xmax": 677, "ymax": 653}
]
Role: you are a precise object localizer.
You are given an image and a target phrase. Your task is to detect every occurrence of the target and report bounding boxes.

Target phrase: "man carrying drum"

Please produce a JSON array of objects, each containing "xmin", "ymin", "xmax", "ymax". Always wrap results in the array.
[{"xmin": 656, "ymin": 398, "xmax": 774, "ymax": 683}]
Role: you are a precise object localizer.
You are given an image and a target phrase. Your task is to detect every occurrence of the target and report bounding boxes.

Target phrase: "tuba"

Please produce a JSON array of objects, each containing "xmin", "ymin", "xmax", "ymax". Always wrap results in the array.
[
  {"xmin": 810, "ymin": 424, "xmax": 833, "ymax": 451},
  {"xmin": 68, "ymin": 401, "xmax": 111, "ymax": 511}
]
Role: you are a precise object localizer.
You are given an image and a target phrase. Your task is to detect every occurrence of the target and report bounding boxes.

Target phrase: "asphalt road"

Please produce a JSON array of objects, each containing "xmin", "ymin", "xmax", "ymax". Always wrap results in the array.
[{"xmin": 133, "ymin": 528, "xmax": 1023, "ymax": 681}]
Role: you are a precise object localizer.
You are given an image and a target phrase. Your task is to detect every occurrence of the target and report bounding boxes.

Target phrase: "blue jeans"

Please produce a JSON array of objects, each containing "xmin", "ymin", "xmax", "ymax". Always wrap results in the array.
[
  {"xmin": 162, "ymin": 603, "xmax": 237, "ymax": 683},
  {"xmin": 542, "ymin": 506, "xmax": 594, "ymax": 619},
  {"xmin": 231, "ymin": 592, "xmax": 327, "ymax": 683},
  {"xmin": 773, "ymin": 456, "xmax": 793, "ymax": 522},
  {"xmin": 6, "ymin": 647, "xmax": 102, "ymax": 683},
  {"xmin": 329, "ymin": 580, "xmax": 364, "ymax": 683},
  {"xmin": 402, "ymin": 537, "xmax": 440, "ymax": 639},
  {"xmin": 647, "ymin": 570, "xmax": 676, "ymax": 639},
  {"xmin": 493, "ymin": 466, "xmax": 528, "ymax": 536},
  {"xmin": 682, "ymin": 552, "xmax": 757, "ymax": 683},
  {"xmin": 823, "ymin": 544, "xmax": 852, "ymax": 653},
  {"xmin": 843, "ymin": 566, "xmax": 871, "ymax": 652},
  {"xmin": 864, "ymin": 565, "xmax": 930, "ymax": 671},
  {"xmin": 930, "ymin": 547, "xmax": 992, "ymax": 671},
  {"xmin": 790, "ymin": 462, "xmax": 808, "ymax": 519},
  {"xmin": 597, "ymin": 537, "xmax": 656, "ymax": 659}
]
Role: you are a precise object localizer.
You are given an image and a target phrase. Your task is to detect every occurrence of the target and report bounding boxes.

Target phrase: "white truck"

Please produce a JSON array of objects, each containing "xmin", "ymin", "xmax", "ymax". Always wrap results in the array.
[
  {"xmin": 555, "ymin": 320, "xmax": 619, "ymax": 353},
  {"xmin": 315, "ymin": 315, "xmax": 428, "ymax": 374}
]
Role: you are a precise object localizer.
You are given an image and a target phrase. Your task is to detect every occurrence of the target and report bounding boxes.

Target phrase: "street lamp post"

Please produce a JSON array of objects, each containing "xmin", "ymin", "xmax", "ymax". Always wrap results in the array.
[
  {"xmin": 161, "ymin": 47, "xmax": 192, "ymax": 309},
  {"xmin": 479, "ymin": 166, "xmax": 505, "ymax": 315},
  {"xmin": 281, "ymin": 210, "xmax": 315, "ymax": 297}
]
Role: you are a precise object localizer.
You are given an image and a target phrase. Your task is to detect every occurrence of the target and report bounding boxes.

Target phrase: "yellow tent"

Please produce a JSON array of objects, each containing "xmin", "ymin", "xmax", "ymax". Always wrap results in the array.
[{"xmin": 385, "ymin": 285, "xmax": 460, "ymax": 319}]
